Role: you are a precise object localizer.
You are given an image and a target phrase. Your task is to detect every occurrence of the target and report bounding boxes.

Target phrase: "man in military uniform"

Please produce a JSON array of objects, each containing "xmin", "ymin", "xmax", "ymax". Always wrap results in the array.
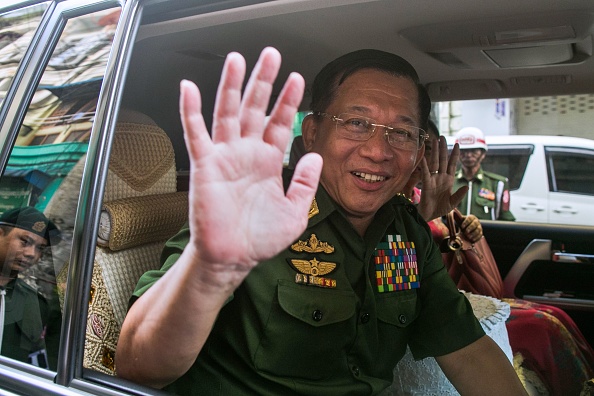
[
  {"xmin": 117, "ymin": 48, "xmax": 527, "ymax": 395},
  {"xmin": 0, "ymin": 206, "xmax": 62, "ymax": 370},
  {"xmin": 453, "ymin": 127, "xmax": 515, "ymax": 221}
]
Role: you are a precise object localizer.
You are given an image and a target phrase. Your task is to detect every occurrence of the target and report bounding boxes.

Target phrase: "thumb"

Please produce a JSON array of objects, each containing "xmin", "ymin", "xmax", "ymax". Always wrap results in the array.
[{"xmin": 286, "ymin": 152, "xmax": 323, "ymax": 225}]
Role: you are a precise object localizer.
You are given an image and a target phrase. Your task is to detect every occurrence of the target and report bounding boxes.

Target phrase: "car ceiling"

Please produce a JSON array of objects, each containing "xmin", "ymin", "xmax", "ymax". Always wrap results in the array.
[
  {"xmin": 131, "ymin": 0, "xmax": 594, "ymax": 102},
  {"xmin": 120, "ymin": 0, "xmax": 594, "ymax": 167}
]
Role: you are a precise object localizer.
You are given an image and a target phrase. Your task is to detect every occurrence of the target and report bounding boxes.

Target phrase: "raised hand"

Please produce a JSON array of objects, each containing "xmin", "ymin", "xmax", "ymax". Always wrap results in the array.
[
  {"xmin": 180, "ymin": 47, "xmax": 322, "ymax": 288},
  {"xmin": 417, "ymin": 136, "xmax": 468, "ymax": 221}
]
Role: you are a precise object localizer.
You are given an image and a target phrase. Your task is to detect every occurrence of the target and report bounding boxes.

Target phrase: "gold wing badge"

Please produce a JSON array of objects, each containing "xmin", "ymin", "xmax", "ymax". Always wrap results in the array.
[
  {"xmin": 289, "ymin": 234, "xmax": 337, "ymax": 288},
  {"xmin": 290, "ymin": 258, "xmax": 338, "ymax": 288},
  {"xmin": 291, "ymin": 257, "xmax": 336, "ymax": 276}
]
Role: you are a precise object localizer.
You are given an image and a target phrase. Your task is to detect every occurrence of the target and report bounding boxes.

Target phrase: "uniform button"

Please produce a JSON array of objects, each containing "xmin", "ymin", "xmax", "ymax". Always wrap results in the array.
[
  {"xmin": 351, "ymin": 365, "xmax": 360, "ymax": 376},
  {"xmin": 406, "ymin": 205, "xmax": 415, "ymax": 214},
  {"xmin": 312, "ymin": 310, "xmax": 323, "ymax": 322},
  {"xmin": 360, "ymin": 313, "xmax": 370, "ymax": 324},
  {"xmin": 398, "ymin": 314, "xmax": 407, "ymax": 324}
]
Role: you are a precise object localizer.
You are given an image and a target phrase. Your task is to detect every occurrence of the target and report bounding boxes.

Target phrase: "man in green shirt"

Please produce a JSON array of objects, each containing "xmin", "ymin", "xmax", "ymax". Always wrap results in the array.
[
  {"xmin": 117, "ymin": 48, "xmax": 527, "ymax": 395},
  {"xmin": 453, "ymin": 127, "xmax": 516, "ymax": 221}
]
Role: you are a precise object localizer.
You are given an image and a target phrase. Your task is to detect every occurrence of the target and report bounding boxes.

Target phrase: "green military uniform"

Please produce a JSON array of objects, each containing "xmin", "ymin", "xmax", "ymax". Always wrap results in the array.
[
  {"xmin": 453, "ymin": 167, "xmax": 515, "ymax": 221},
  {"xmin": 132, "ymin": 172, "xmax": 484, "ymax": 395},
  {"xmin": 1, "ymin": 278, "xmax": 61, "ymax": 370}
]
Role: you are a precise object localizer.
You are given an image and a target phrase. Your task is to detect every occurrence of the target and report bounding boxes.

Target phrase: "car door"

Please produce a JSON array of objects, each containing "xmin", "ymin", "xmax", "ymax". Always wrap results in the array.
[
  {"xmin": 546, "ymin": 146, "xmax": 594, "ymax": 226},
  {"xmin": 0, "ymin": 1, "xmax": 145, "ymax": 394}
]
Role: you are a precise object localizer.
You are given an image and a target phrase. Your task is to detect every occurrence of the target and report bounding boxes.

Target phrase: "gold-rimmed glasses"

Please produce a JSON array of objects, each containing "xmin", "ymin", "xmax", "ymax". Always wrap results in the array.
[{"xmin": 315, "ymin": 112, "xmax": 428, "ymax": 151}]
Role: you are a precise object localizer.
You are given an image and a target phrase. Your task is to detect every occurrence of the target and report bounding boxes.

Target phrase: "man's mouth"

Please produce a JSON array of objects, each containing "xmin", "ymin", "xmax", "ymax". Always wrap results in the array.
[{"xmin": 352, "ymin": 172, "xmax": 386, "ymax": 183}]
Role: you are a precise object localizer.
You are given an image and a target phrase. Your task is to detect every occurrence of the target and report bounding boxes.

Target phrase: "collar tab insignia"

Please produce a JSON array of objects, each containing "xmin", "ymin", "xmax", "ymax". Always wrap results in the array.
[{"xmin": 308, "ymin": 198, "xmax": 319, "ymax": 219}]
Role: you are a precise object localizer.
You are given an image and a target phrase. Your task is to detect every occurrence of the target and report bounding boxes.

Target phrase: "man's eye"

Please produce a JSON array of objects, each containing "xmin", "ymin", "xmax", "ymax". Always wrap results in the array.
[
  {"xmin": 345, "ymin": 118, "xmax": 369, "ymax": 131},
  {"xmin": 391, "ymin": 128, "xmax": 412, "ymax": 138}
]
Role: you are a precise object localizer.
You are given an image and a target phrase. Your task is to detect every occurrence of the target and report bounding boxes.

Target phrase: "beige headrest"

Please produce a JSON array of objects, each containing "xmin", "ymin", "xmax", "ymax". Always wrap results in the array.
[{"xmin": 98, "ymin": 192, "xmax": 188, "ymax": 251}]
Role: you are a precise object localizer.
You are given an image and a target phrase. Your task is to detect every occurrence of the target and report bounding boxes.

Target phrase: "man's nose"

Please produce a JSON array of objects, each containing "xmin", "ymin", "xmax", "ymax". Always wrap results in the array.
[
  {"xmin": 359, "ymin": 127, "xmax": 394, "ymax": 160},
  {"xmin": 23, "ymin": 245, "xmax": 38, "ymax": 258}
]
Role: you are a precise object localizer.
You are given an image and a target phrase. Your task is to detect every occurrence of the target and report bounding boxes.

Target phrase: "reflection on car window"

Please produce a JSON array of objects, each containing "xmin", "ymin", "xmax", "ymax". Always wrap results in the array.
[
  {"xmin": 0, "ymin": 6, "xmax": 119, "ymax": 371},
  {"xmin": 0, "ymin": 3, "xmax": 48, "ymax": 111},
  {"xmin": 546, "ymin": 148, "xmax": 594, "ymax": 195},
  {"xmin": 481, "ymin": 145, "xmax": 533, "ymax": 191}
]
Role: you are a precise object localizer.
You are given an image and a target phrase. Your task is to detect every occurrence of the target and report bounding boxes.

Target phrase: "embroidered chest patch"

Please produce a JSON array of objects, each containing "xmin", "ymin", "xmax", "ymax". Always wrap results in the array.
[
  {"xmin": 374, "ymin": 234, "xmax": 419, "ymax": 292},
  {"xmin": 478, "ymin": 188, "xmax": 495, "ymax": 200}
]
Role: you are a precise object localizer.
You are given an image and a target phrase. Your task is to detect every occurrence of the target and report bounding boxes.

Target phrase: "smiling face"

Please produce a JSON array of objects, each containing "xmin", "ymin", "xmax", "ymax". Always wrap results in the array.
[
  {"xmin": 0, "ymin": 226, "xmax": 47, "ymax": 283},
  {"xmin": 302, "ymin": 69, "xmax": 424, "ymax": 234}
]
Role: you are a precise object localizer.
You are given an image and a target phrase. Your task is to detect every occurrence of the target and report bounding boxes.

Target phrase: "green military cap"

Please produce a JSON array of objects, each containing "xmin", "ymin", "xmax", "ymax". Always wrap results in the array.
[{"xmin": 0, "ymin": 207, "xmax": 61, "ymax": 244}]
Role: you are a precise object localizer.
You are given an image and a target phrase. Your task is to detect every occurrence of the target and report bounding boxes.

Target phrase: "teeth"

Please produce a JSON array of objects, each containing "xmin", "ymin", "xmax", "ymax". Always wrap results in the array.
[{"xmin": 353, "ymin": 172, "xmax": 386, "ymax": 183}]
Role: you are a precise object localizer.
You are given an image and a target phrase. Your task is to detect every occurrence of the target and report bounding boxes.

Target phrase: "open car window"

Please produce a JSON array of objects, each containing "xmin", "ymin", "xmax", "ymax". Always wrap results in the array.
[{"xmin": 0, "ymin": 5, "xmax": 118, "ymax": 372}]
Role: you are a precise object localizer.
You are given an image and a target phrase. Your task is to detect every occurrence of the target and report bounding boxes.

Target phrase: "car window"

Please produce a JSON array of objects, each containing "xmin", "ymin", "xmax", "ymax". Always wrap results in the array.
[
  {"xmin": 480, "ymin": 145, "xmax": 533, "ymax": 191},
  {"xmin": 0, "ymin": 3, "xmax": 48, "ymax": 111},
  {"xmin": 0, "ymin": 5, "xmax": 118, "ymax": 372},
  {"xmin": 546, "ymin": 147, "xmax": 594, "ymax": 195},
  {"xmin": 435, "ymin": 95, "xmax": 594, "ymax": 226}
]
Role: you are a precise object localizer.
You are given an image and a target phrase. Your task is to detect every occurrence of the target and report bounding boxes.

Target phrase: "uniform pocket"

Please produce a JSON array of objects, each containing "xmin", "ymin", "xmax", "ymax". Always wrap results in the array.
[
  {"xmin": 376, "ymin": 289, "xmax": 419, "ymax": 328},
  {"xmin": 253, "ymin": 280, "xmax": 357, "ymax": 379},
  {"xmin": 475, "ymin": 196, "xmax": 495, "ymax": 209}
]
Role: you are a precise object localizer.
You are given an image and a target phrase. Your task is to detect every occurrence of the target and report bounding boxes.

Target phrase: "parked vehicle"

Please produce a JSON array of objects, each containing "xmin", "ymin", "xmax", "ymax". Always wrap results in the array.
[
  {"xmin": 0, "ymin": 0, "xmax": 593, "ymax": 394},
  {"xmin": 446, "ymin": 134, "xmax": 594, "ymax": 226}
]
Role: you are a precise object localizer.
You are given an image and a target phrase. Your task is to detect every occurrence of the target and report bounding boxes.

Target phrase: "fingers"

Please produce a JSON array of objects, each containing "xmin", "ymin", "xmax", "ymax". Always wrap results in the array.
[
  {"xmin": 450, "ymin": 186, "xmax": 468, "ymax": 209},
  {"xmin": 211, "ymin": 52, "xmax": 247, "ymax": 143},
  {"xmin": 437, "ymin": 136, "xmax": 448, "ymax": 173},
  {"xmin": 427, "ymin": 137, "xmax": 439, "ymax": 172},
  {"xmin": 180, "ymin": 80, "xmax": 212, "ymax": 162},
  {"xmin": 239, "ymin": 47, "xmax": 283, "ymax": 139},
  {"xmin": 461, "ymin": 215, "xmax": 484, "ymax": 242},
  {"xmin": 264, "ymin": 72, "xmax": 305, "ymax": 152},
  {"xmin": 286, "ymin": 152, "xmax": 323, "ymax": 227},
  {"xmin": 448, "ymin": 143, "xmax": 460, "ymax": 175}
]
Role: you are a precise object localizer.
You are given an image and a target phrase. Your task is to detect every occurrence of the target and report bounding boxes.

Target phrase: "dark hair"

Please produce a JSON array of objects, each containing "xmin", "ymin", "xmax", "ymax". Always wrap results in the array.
[
  {"xmin": 309, "ymin": 49, "xmax": 431, "ymax": 131},
  {"xmin": 427, "ymin": 119, "xmax": 439, "ymax": 138}
]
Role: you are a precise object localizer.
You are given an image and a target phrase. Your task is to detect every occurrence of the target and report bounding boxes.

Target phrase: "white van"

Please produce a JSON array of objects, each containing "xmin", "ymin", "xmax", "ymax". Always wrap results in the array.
[{"xmin": 447, "ymin": 135, "xmax": 594, "ymax": 226}]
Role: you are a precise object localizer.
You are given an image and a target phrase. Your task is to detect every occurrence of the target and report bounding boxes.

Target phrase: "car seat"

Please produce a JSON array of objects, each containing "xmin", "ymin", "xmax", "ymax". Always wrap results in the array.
[{"xmin": 78, "ymin": 110, "xmax": 187, "ymax": 375}]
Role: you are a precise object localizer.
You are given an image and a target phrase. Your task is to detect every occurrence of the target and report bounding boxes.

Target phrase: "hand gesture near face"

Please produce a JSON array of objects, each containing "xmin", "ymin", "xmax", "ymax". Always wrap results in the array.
[
  {"xmin": 417, "ymin": 136, "xmax": 468, "ymax": 221},
  {"xmin": 180, "ymin": 47, "xmax": 322, "ymax": 290}
]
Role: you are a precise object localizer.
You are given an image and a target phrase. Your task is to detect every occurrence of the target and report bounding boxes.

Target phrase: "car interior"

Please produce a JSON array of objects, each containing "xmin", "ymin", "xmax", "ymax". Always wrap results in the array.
[
  {"xmin": 123, "ymin": 0, "xmax": 594, "ymax": 330},
  {"xmin": 0, "ymin": 0, "xmax": 593, "ymax": 394}
]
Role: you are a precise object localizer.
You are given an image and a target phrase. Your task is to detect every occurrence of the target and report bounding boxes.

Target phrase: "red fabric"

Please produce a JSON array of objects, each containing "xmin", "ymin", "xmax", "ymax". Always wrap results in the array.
[
  {"xmin": 417, "ymin": 186, "xmax": 594, "ymax": 394},
  {"xmin": 504, "ymin": 299, "xmax": 594, "ymax": 396}
]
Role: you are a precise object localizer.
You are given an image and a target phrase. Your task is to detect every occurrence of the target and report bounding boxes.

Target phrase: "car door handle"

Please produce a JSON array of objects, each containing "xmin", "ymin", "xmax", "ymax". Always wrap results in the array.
[
  {"xmin": 552, "ymin": 206, "xmax": 578, "ymax": 215},
  {"xmin": 520, "ymin": 203, "xmax": 545, "ymax": 211},
  {"xmin": 553, "ymin": 252, "xmax": 594, "ymax": 264}
]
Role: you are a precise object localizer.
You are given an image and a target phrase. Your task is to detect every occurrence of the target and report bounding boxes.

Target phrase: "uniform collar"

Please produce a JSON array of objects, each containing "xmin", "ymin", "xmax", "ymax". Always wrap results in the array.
[
  {"xmin": 307, "ymin": 185, "xmax": 410, "ymax": 230},
  {"xmin": 455, "ymin": 166, "xmax": 485, "ymax": 182}
]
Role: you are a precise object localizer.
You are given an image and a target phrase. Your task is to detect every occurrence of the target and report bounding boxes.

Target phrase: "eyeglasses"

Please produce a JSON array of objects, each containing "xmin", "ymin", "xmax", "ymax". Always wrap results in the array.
[{"xmin": 315, "ymin": 112, "xmax": 428, "ymax": 151}]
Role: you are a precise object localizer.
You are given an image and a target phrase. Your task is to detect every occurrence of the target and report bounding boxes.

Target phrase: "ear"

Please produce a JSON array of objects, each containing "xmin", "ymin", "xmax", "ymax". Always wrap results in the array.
[{"xmin": 301, "ymin": 114, "xmax": 318, "ymax": 151}]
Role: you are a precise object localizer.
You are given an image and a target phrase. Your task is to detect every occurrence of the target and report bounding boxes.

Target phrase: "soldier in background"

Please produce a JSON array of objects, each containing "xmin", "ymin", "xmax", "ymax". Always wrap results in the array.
[
  {"xmin": 453, "ymin": 127, "xmax": 515, "ymax": 221},
  {"xmin": 0, "ymin": 206, "xmax": 62, "ymax": 370}
]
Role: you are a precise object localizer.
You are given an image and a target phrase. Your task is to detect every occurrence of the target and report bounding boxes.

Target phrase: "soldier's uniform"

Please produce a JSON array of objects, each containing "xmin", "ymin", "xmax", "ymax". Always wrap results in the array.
[
  {"xmin": 453, "ymin": 167, "xmax": 515, "ymax": 221},
  {"xmin": 132, "ymin": 172, "xmax": 484, "ymax": 395},
  {"xmin": 0, "ymin": 278, "xmax": 61, "ymax": 370},
  {"xmin": 0, "ymin": 206, "xmax": 62, "ymax": 370}
]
